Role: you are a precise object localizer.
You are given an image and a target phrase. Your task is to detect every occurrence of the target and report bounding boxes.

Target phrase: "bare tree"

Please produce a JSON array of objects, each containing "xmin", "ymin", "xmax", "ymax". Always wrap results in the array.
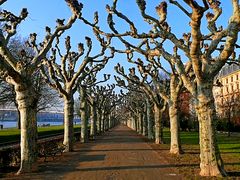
[
  {"xmin": 115, "ymin": 64, "xmax": 168, "ymax": 144},
  {"xmin": 66, "ymin": 0, "xmax": 240, "ymax": 176},
  {"xmin": 41, "ymin": 32, "xmax": 114, "ymax": 151},
  {"xmin": 0, "ymin": 1, "xmax": 78, "ymax": 173},
  {"xmin": 78, "ymin": 73, "xmax": 111, "ymax": 142}
]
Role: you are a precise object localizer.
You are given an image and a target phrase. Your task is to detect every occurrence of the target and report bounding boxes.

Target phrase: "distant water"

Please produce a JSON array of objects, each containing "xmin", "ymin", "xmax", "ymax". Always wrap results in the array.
[{"xmin": 0, "ymin": 120, "xmax": 80, "ymax": 129}]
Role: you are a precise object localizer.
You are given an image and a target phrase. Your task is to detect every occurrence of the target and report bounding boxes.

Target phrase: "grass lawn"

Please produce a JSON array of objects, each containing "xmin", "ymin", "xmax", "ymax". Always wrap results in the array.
[
  {"xmin": 0, "ymin": 125, "xmax": 81, "ymax": 144},
  {"xmin": 152, "ymin": 129, "xmax": 240, "ymax": 178}
]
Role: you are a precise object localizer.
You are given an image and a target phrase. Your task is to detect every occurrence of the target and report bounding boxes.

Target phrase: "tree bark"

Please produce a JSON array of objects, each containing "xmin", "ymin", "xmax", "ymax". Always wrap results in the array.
[
  {"xmin": 169, "ymin": 100, "xmax": 183, "ymax": 154},
  {"xmin": 63, "ymin": 96, "xmax": 74, "ymax": 152},
  {"xmin": 138, "ymin": 112, "xmax": 143, "ymax": 134},
  {"xmin": 107, "ymin": 114, "xmax": 111, "ymax": 130},
  {"xmin": 80, "ymin": 86, "xmax": 88, "ymax": 143},
  {"xmin": 17, "ymin": 108, "xmax": 21, "ymax": 130},
  {"xmin": 142, "ymin": 113, "xmax": 147, "ymax": 136},
  {"xmin": 169, "ymin": 85, "xmax": 183, "ymax": 154},
  {"xmin": 90, "ymin": 101, "xmax": 97, "ymax": 139},
  {"xmin": 97, "ymin": 111, "xmax": 102, "ymax": 134},
  {"xmin": 135, "ymin": 114, "xmax": 140, "ymax": 133},
  {"xmin": 101, "ymin": 110, "xmax": 105, "ymax": 132},
  {"xmin": 196, "ymin": 83, "xmax": 226, "ymax": 177},
  {"xmin": 15, "ymin": 85, "xmax": 38, "ymax": 174},
  {"xmin": 147, "ymin": 99, "xmax": 154, "ymax": 139},
  {"xmin": 154, "ymin": 103, "xmax": 164, "ymax": 144}
]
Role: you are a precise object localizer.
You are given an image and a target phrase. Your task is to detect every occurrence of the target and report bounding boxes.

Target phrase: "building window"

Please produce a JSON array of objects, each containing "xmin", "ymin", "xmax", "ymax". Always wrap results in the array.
[
  {"xmin": 226, "ymin": 78, "xmax": 228, "ymax": 84},
  {"xmin": 231, "ymin": 76, "xmax": 233, "ymax": 82},
  {"xmin": 236, "ymin": 74, "xmax": 239, "ymax": 80}
]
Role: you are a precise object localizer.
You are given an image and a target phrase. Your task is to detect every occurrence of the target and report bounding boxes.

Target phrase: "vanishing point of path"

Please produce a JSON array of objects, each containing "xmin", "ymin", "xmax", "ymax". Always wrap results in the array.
[{"xmin": 7, "ymin": 125, "xmax": 182, "ymax": 180}]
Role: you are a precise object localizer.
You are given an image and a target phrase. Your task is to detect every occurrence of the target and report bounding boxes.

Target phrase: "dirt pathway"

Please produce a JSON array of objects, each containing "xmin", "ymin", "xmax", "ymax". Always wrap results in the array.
[{"xmin": 5, "ymin": 125, "xmax": 182, "ymax": 180}]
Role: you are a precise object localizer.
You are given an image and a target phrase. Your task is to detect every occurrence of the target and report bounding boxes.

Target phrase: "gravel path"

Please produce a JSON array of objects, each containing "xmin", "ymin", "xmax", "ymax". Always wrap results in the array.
[{"xmin": 4, "ymin": 125, "xmax": 182, "ymax": 180}]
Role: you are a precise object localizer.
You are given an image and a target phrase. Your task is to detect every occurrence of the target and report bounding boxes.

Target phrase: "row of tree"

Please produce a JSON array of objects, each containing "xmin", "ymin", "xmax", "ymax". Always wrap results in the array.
[
  {"xmin": 68, "ymin": 0, "xmax": 240, "ymax": 177},
  {"xmin": 0, "ymin": 0, "xmax": 123, "ymax": 174},
  {"xmin": 1, "ymin": 0, "xmax": 240, "ymax": 177}
]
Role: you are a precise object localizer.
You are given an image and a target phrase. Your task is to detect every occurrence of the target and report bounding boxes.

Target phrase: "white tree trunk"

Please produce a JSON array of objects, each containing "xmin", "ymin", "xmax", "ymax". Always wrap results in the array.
[
  {"xmin": 154, "ymin": 103, "xmax": 163, "ymax": 144},
  {"xmin": 90, "ymin": 102, "xmax": 97, "ymax": 139},
  {"xmin": 169, "ymin": 93, "xmax": 183, "ymax": 155},
  {"xmin": 138, "ymin": 112, "xmax": 143, "ymax": 134},
  {"xmin": 147, "ymin": 99, "xmax": 154, "ymax": 139},
  {"xmin": 196, "ymin": 84, "xmax": 226, "ymax": 176},
  {"xmin": 63, "ymin": 96, "xmax": 74, "ymax": 152},
  {"xmin": 97, "ymin": 111, "xmax": 102, "ymax": 134},
  {"xmin": 101, "ymin": 110, "xmax": 105, "ymax": 132},
  {"xmin": 142, "ymin": 113, "xmax": 147, "ymax": 136},
  {"xmin": 80, "ymin": 86, "xmax": 88, "ymax": 143},
  {"xmin": 107, "ymin": 114, "xmax": 111, "ymax": 130},
  {"xmin": 16, "ymin": 85, "xmax": 38, "ymax": 174}
]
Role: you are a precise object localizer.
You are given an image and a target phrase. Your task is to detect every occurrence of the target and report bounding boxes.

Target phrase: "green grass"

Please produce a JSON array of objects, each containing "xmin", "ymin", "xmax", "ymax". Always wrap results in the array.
[
  {"xmin": 163, "ymin": 128, "xmax": 240, "ymax": 149},
  {"xmin": 0, "ymin": 125, "xmax": 81, "ymax": 144},
  {"xmin": 161, "ymin": 128, "xmax": 240, "ymax": 177}
]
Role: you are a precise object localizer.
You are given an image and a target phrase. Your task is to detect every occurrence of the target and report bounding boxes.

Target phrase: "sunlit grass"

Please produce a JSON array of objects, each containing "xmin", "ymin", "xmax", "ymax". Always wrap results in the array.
[
  {"xmin": 161, "ymin": 128, "xmax": 240, "ymax": 177},
  {"xmin": 0, "ymin": 125, "xmax": 81, "ymax": 144}
]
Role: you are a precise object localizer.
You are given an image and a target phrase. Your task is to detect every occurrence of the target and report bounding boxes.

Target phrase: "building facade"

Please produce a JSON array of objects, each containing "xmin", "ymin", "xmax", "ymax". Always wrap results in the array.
[{"xmin": 213, "ymin": 64, "xmax": 240, "ymax": 120}]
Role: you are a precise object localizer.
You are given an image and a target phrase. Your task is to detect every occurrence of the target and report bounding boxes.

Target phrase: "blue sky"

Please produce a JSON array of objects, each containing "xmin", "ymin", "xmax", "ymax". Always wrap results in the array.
[{"xmin": 1, "ymin": 0, "xmax": 235, "ymax": 90}]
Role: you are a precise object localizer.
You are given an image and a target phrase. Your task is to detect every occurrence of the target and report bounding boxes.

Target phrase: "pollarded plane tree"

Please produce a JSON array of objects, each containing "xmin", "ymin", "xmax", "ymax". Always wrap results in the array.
[
  {"xmin": 0, "ymin": 0, "xmax": 78, "ymax": 174},
  {"xmin": 96, "ymin": 84, "xmax": 116, "ymax": 133},
  {"xmin": 41, "ymin": 33, "xmax": 114, "ymax": 151},
  {"xmin": 78, "ymin": 73, "xmax": 111, "ymax": 143},
  {"xmin": 115, "ymin": 63, "xmax": 168, "ymax": 144},
  {"xmin": 129, "ymin": 92, "xmax": 147, "ymax": 135},
  {"xmin": 151, "ymin": 1, "xmax": 240, "ymax": 176},
  {"xmin": 86, "ymin": 86, "xmax": 99, "ymax": 139},
  {"xmin": 125, "ymin": 55, "xmax": 186, "ymax": 154},
  {"xmin": 89, "ymin": 84, "xmax": 124, "ymax": 136},
  {"xmin": 115, "ymin": 39, "xmax": 187, "ymax": 153},
  {"xmin": 102, "ymin": 86, "xmax": 125, "ymax": 131},
  {"xmin": 105, "ymin": 0, "xmax": 196, "ymax": 154},
  {"xmin": 115, "ymin": 69, "xmax": 145, "ymax": 132},
  {"xmin": 114, "ymin": 90, "xmax": 144, "ymax": 128},
  {"xmin": 114, "ymin": 76, "xmax": 153, "ymax": 137},
  {"xmin": 70, "ymin": 0, "xmax": 185, "ymax": 154},
  {"xmin": 76, "ymin": 0, "xmax": 240, "ymax": 176},
  {"xmin": 0, "ymin": 37, "xmax": 61, "ymax": 129},
  {"xmin": 92, "ymin": 86, "xmax": 107, "ymax": 134}
]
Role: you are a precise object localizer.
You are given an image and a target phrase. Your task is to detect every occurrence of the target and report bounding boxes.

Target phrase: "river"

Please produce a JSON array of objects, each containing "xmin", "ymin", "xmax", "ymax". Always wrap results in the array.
[{"xmin": 0, "ymin": 120, "xmax": 80, "ymax": 129}]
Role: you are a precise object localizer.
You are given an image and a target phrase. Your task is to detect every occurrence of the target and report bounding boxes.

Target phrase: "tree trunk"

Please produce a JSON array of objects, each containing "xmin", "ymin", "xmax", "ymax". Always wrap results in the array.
[
  {"xmin": 80, "ymin": 86, "xmax": 88, "ymax": 143},
  {"xmin": 169, "ymin": 88, "xmax": 183, "ymax": 154},
  {"xmin": 101, "ymin": 110, "xmax": 105, "ymax": 132},
  {"xmin": 63, "ymin": 96, "xmax": 74, "ymax": 152},
  {"xmin": 90, "ymin": 101, "xmax": 97, "ymax": 139},
  {"xmin": 135, "ymin": 114, "xmax": 140, "ymax": 133},
  {"xmin": 196, "ymin": 84, "xmax": 226, "ymax": 177},
  {"xmin": 131, "ymin": 113, "xmax": 137, "ymax": 130},
  {"xmin": 154, "ymin": 103, "xmax": 164, "ymax": 144},
  {"xmin": 227, "ymin": 111, "xmax": 231, "ymax": 137},
  {"xmin": 142, "ymin": 113, "xmax": 147, "ymax": 136},
  {"xmin": 17, "ymin": 108, "xmax": 21, "ymax": 129},
  {"xmin": 138, "ymin": 112, "xmax": 143, "ymax": 134},
  {"xmin": 147, "ymin": 99, "xmax": 154, "ymax": 139},
  {"xmin": 13, "ymin": 101, "xmax": 21, "ymax": 129},
  {"xmin": 15, "ymin": 85, "xmax": 38, "ymax": 174},
  {"xmin": 97, "ymin": 111, "xmax": 102, "ymax": 134},
  {"xmin": 107, "ymin": 114, "xmax": 111, "ymax": 130}
]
